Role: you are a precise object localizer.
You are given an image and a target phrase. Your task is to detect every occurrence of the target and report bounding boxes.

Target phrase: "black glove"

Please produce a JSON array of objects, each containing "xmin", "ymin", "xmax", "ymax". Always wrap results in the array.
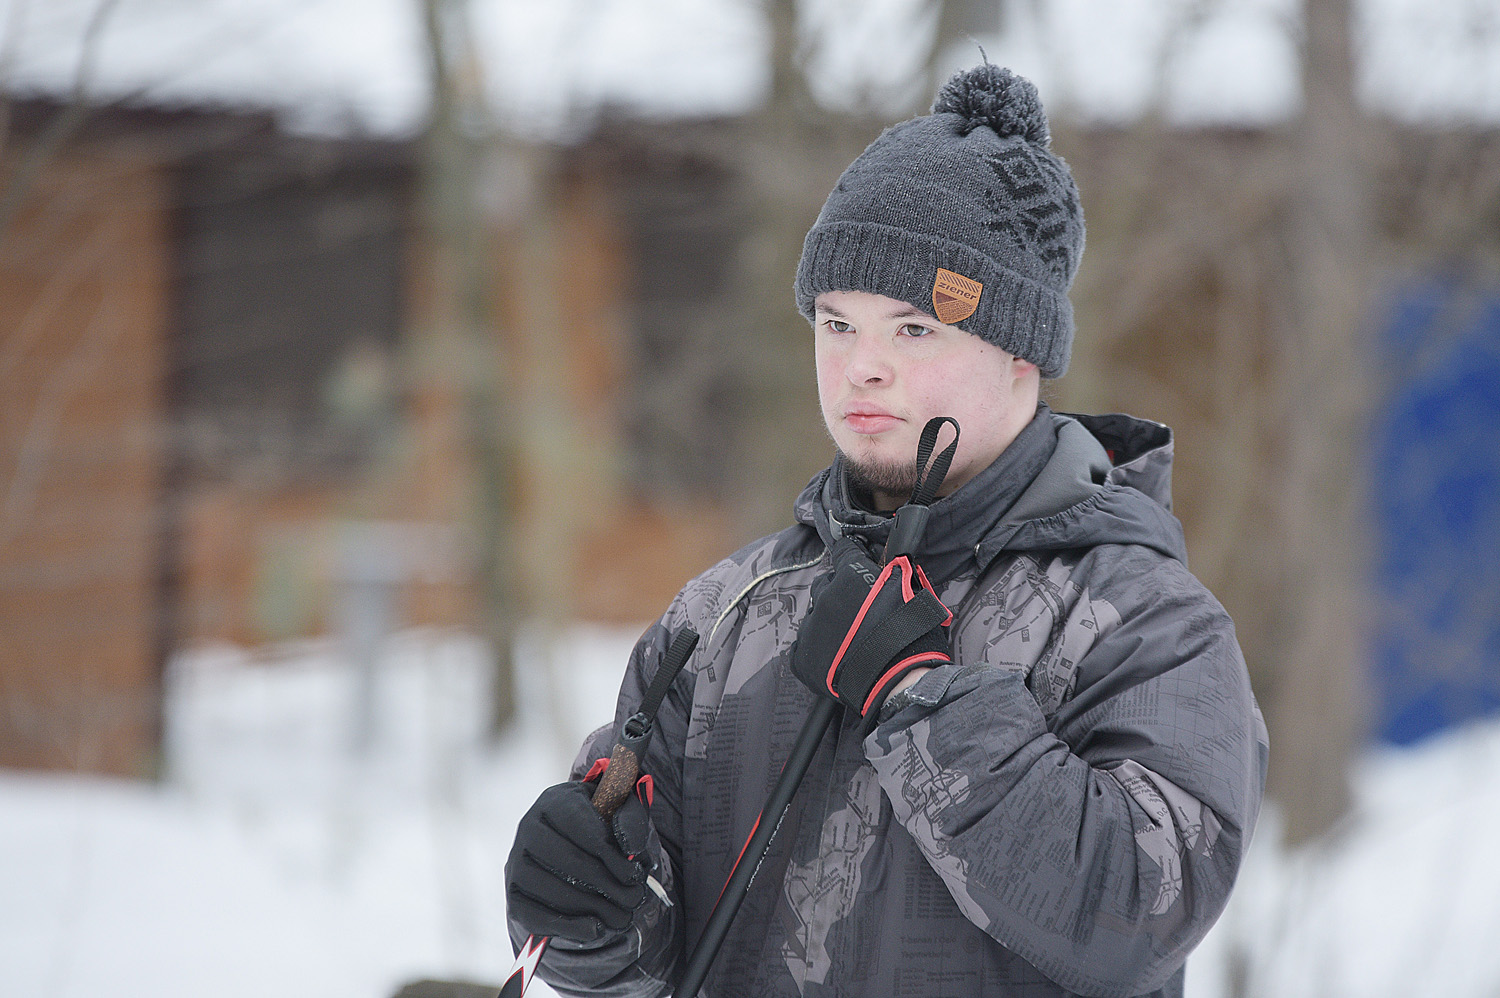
[
  {"xmin": 505, "ymin": 772, "xmax": 655, "ymax": 945},
  {"xmin": 790, "ymin": 537, "xmax": 952, "ymax": 731}
]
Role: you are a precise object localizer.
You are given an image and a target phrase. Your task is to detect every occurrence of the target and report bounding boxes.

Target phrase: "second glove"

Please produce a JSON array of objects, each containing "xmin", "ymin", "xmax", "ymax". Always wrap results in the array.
[{"xmin": 504, "ymin": 775, "xmax": 655, "ymax": 945}]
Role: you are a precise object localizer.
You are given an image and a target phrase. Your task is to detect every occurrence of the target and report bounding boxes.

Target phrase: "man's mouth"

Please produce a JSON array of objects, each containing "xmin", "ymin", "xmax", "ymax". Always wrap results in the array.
[{"xmin": 843, "ymin": 408, "xmax": 901, "ymax": 434}]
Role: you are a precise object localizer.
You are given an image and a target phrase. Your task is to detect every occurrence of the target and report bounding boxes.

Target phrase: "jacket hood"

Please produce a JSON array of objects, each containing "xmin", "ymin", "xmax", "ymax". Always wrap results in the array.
[{"xmin": 794, "ymin": 405, "xmax": 1187, "ymax": 580}]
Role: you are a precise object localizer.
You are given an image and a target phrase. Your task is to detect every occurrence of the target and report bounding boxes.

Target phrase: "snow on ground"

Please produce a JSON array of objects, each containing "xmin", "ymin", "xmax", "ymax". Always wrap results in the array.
[
  {"xmin": 5, "ymin": 625, "xmax": 1500, "ymax": 997},
  {"xmin": 1190, "ymin": 718, "xmax": 1500, "ymax": 998},
  {"xmin": 2, "ymin": 625, "xmax": 636, "ymax": 998}
]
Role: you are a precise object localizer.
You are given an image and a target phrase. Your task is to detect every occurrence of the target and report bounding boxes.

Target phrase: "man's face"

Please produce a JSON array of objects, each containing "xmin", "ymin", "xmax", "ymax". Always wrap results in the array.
[{"xmin": 813, "ymin": 289, "xmax": 1040, "ymax": 510}]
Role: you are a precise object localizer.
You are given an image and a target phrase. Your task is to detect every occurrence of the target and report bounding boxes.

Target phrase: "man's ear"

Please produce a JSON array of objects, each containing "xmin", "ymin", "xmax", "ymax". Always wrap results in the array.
[{"xmin": 1009, "ymin": 356, "xmax": 1042, "ymax": 400}]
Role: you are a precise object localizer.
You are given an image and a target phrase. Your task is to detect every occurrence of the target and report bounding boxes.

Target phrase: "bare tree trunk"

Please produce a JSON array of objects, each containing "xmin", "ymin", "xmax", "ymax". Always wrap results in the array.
[
  {"xmin": 1263, "ymin": 0, "xmax": 1373, "ymax": 842},
  {"xmin": 419, "ymin": 0, "xmax": 519, "ymax": 728},
  {"xmin": 924, "ymin": 0, "xmax": 1001, "ymax": 95},
  {"xmin": 1051, "ymin": 0, "xmax": 1375, "ymax": 845},
  {"xmin": 722, "ymin": 0, "xmax": 844, "ymax": 537},
  {"xmin": 509, "ymin": 145, "xmax": 596, "ymax": 755}
]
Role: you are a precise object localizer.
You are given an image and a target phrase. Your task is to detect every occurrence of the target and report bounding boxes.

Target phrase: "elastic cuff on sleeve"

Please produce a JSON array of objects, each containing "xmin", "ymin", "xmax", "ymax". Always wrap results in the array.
[{"xmin": 876, "ymin": 661, "xmax": 961, "ymax": 723}]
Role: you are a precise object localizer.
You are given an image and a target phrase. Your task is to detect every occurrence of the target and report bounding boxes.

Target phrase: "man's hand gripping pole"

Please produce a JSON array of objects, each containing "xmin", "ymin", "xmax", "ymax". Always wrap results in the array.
[{"xmin": 499, "ymin": 627, "xmax": 700, "ymax": 998}]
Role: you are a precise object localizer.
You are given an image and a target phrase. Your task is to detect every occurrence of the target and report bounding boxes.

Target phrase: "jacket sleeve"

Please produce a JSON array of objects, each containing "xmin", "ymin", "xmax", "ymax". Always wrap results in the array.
[
  {"xmin": 863, "ymin": 551, "xmax": 1268, "ymax": 998},
  {"xmin": 506, "ymin": 615, "xmax": 692, "ymax": 998}
]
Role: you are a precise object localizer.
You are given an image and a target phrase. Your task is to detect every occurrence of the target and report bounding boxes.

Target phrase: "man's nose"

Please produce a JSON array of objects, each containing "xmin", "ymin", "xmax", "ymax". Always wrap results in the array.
[{"xmin": 845, "ymin": 333, "xmax": 893, "ymax": 385}]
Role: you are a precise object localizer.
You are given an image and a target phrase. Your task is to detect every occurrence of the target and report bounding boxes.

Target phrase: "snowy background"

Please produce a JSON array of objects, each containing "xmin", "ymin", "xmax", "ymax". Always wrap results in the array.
[
  {"xmin": 6, "ymin": 627, "xmax": 1500, "ymax": 997},
  {"xmin": 2, "ymin": 627, "xmax": 632, "ymax": 998}
]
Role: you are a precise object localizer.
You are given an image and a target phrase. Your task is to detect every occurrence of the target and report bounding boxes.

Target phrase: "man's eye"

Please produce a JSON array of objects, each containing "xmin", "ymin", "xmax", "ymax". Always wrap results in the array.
[
  {"xmin": 827, "ymin": 319, "xmax": 853, "ymax": 333},
  {"xmin": 900, "ymin": 323, "xmax": 931, "ymax": 338}
]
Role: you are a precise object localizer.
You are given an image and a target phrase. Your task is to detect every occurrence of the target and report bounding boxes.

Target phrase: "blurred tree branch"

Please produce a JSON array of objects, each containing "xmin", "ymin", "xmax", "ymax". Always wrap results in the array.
[
  {"xmin": 1, "ymin": 248, "xmax": 126, "ymax": 546},
  {"xmin": 0, "ymin": 0, "xmax": 121, "ymax": 239}
]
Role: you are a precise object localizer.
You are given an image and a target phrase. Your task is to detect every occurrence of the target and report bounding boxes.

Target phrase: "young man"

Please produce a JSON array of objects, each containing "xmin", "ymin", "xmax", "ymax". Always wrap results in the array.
[{"xmin": 505, "ymin": 64, "xmax": 1267, "ymax": 998}]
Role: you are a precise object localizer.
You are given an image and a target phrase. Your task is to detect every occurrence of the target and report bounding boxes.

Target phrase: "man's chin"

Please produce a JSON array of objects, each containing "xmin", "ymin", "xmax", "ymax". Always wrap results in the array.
[{"xmin": 840, "ymin": 449, "xmax": 920, "ymax": 500}]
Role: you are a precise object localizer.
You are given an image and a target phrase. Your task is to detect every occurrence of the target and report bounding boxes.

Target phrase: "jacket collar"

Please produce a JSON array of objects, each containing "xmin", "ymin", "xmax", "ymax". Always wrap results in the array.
[{"xmin": 794, "ymin": 403, "xmax": 1187, "ymax": 582}]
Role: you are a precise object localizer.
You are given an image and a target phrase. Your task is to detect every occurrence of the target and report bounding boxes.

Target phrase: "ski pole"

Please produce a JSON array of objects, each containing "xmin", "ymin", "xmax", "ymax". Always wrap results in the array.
[
  {"xmin": 498, "ymin": 626, "xmax": 700, "ymax": 998},
  {"xmin": 675, "ymin": 417, "xmax": 959, "ymax": 997},
  {"xmin": 674, "ymin": 697, "xmax": 837, "ymax": 996}
]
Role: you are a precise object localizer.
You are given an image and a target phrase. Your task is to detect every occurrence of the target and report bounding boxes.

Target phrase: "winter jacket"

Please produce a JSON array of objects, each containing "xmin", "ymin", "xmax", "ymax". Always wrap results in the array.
[{"xmin": 513, "ymin": 404, "xmax": 1269, "ymax": 998}]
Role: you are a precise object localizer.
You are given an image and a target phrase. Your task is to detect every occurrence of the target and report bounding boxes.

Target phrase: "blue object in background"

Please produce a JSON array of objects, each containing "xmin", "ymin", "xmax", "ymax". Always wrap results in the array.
[{"xmin": 1373, "ymin": 277, "xmax": 1500, "ymax": 745}]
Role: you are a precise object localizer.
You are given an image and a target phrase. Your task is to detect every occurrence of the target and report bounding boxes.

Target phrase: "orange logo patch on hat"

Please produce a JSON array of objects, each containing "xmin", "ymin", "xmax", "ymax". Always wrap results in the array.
[{"xmin": 932, "ymin": 268, "xmax": 983, "ymax": 324}]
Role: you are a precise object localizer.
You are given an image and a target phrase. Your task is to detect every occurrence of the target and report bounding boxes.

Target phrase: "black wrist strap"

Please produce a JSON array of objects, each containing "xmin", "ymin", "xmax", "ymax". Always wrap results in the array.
[
  {"xmin": 909, "ymin": 416, "xmax": 961, "ymax": 508},
  {"xmin": 884, "ymin": 417, "xmax": 960, "ymax": 563}
]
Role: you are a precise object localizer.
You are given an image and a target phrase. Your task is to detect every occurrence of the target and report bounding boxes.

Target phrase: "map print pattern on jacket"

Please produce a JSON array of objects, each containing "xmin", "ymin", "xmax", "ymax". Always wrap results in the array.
[{"xmin": 511, "ymin": 404, "xmax": 1269, "ymax": 998}]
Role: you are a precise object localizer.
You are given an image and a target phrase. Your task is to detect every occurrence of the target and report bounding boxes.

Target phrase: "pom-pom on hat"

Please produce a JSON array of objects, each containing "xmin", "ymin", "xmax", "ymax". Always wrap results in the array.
[{"xmin": 794, "ymin": 64, "xmax": 1085, "ymax": 378}]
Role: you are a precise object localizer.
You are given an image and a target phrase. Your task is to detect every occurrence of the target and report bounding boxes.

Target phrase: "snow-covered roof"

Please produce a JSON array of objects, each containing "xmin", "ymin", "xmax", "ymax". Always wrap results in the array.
[{"xmin": 4, "ymin": 0, "xmax": 1500, "ymax": 139}]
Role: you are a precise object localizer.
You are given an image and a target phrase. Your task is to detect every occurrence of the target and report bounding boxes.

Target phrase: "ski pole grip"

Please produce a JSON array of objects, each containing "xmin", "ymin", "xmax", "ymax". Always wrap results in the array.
[
  {"xmin": 882, "ymin": 502, "xmax": 931, "ymax": 563},
  {"xmin": 592, "ymin": 627, "xmax": 698, "ymax": 818},
  {"xmin": 592, "ymin": 742, "xmax": 640, "ymax": 818},
  {"xmin": 593, "ymin": 710, "xmax": 654, "ymax": 817}
]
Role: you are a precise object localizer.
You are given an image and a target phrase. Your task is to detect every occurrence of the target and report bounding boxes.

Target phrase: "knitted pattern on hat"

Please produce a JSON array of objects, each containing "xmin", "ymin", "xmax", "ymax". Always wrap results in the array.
[{"xmin": 794, "ymin": 64, "xmax": 1085, "ymax": 378}]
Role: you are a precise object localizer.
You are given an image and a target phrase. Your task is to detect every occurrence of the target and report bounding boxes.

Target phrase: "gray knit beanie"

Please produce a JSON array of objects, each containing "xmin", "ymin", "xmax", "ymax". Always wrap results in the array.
[{"xmin": 794, "ymin": 64, "xmax": 1085, "ymax": 378}]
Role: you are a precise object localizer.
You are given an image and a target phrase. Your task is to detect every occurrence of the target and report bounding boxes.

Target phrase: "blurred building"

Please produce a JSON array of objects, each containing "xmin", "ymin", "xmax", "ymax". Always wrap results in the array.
[
  {"xmin": 3, "ymin": 94, "xmax": 1498, "ymax": 778},
  {"xmin": 0, "ymin": 98, "xmax": 754, "ymax": 776}
]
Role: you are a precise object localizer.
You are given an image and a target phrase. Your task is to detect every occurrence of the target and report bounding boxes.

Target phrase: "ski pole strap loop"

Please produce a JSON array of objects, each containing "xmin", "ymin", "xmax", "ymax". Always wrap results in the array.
[
  {"xmin": 638, "ymin": 627, "xmax": 699, "ymax": 725},
  {"xmin": 909, "ymin": 415, "xmax": 961, "ymax": 508},
  {"xmin": 597, "ymin": 627, "xmax": 699, "ymax": 818}
]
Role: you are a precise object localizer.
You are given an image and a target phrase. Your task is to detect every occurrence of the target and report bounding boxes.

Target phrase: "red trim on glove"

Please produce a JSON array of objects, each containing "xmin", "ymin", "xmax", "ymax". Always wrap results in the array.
[
  {"xmin": 825, "ymin": 557, "xmax": 905, "ymax": 695},
  {"xmin": 914, "ymin": 564, "xmax": 953, "ymax": 626},
  {"xmin": 636, "ymin": 774, "xmax": 654, "ymax": 808},
  {"xmin": 893, "ymin": 556, "xmax": 916, "ymax": 601}
]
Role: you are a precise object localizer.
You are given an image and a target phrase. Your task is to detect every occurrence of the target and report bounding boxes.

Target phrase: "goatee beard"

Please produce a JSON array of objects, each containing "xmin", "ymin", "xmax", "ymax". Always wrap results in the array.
[{"xmin": 841, "ymin": 450, "xmax": 920, "ymax": 507}]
